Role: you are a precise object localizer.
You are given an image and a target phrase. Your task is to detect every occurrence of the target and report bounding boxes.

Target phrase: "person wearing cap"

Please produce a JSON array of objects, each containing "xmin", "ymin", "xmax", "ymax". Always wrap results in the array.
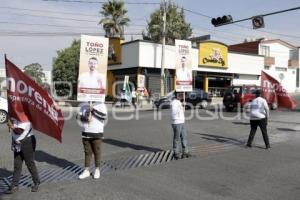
[
  {"xmin": 170, "ymin": 91, "xmax": 191, "ymax": 159},
  {"xmin": 77, "ymin": 101, "xmax": 107, "ymax": 180},
  {"xmin": 5, "ymin": 117, "xmax": 40, "ymax": 194},
  {"xmin": 246, "ymin": 90, "xmax": 270, "ymax": 149}
]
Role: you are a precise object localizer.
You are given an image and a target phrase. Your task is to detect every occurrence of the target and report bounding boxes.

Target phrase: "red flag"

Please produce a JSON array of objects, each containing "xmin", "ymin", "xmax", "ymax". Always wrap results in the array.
[
  {"xmin": 261, "ymin": 71, "xmax": 297, "ymax": 109},
  {"xmin": 5, "ymin": 56, "xmax": 64, "ymax": 142}
]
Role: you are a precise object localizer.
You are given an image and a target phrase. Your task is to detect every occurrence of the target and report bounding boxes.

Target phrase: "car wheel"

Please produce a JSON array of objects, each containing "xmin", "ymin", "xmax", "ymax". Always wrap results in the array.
[
  {"xmin": 0, "ymin": 110, "xmax": 8, "ymax": 124},
  {"xmin": 200, "ymin": 100, "xmax": 208, "ymax": 109},
  {"xmin": 271, "ymin": 102, "xmax": 278, "ymax": 110}
]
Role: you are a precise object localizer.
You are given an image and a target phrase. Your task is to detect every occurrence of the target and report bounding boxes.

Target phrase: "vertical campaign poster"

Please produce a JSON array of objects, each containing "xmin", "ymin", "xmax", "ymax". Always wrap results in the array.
[
  {"xmin": 77, "ymin": 35, "xmax": 108, "ymax": 102},
  {"xmin": 175, "ymin": 39, "xmax": 192, "ymax": 92},
  {"xmin": 137, "ymin": 74, "xmax": 145, "ymax": 91}
]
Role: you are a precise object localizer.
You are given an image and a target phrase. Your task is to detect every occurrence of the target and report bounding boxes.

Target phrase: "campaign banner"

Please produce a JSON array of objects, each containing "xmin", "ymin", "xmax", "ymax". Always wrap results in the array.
[
  {"xmin": 123, "ymin": 75, "xmax": 131, "ymax": 103},
  {"xmin": 261, "ymin": 71, "xmax": 297, "ymax": 109},
  {"xmin": 137, "ymin": 74, "xmax": 145, "ymax": 91},
  {"xmin": 77, "ymin": 35, "xmax": 108, "ymax": 102},
  {"xmin": 5, "ymin": 57, "xmax": 64, "ymax": 142},
  {"xmin": 175, "ymin": 39, "xmax": 193, "ymax": 92}
]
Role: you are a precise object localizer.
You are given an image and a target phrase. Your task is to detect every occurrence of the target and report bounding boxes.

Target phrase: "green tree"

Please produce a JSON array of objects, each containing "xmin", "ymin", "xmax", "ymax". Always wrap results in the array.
[
  {"xmin": 52, "ymin": 40, "xmax": 80, "ymax": 100},
  {"xmin": 23, "ymin": 63, "xmax": 46, "ymax": 86},
  {"xmin": 99, "ymin": 0, "xmax": 130, "ymax": 38},
  {"xmin": 143, "ymin": 1, "xmax": 192, "ymax": 45}
]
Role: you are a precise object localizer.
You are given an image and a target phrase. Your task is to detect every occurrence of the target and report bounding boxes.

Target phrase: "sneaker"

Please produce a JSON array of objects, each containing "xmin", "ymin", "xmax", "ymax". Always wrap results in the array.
[
  {"xmin": 93, "ymin": 168, "xmax": 100, "ymax": 179},
  {"xmin": 246, "ymin": 144, "xmax": 252, "ymax": 148},
  {"xmin": 182, "ymin": 152, "xmax": 192, "ymax": 158},
  {"xmin": 31, "ymin": 184, "xmax": 39, "ymax": 192},
  {"xmin": 79, "ymin": 169, "xmax": 90, "ymax": 179},
  {"xmin": 5, "ymin": 186, "xmax": 19, "ymax": 194},
  {"xmin": 266, "ymin": 145, "xmax": 271, "ymax": 149}
]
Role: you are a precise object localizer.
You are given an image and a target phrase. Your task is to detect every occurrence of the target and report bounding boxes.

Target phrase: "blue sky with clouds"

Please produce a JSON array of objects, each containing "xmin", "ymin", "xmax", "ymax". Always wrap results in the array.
[{"xmin": 1, "ymin": 0, "xmax": 300, "ymax": 70}]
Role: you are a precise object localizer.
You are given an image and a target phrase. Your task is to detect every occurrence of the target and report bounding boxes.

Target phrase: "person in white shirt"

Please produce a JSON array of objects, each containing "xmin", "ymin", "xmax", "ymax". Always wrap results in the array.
[
  {"xmin": 246, "ymin": 90, "xmax": 270, "ymax": 149},
  {"xmin": 5, "ymin": 118, "xmax": 40, "ymax": 194},
  {"xmin": 78, "ymin": 57, "xmax": 105, "ymax": 89},
  {"xmin": 176, "ymin": 56, "xmax": 192, "ymax": 82},
  {"xmin": 170, "ymin": 92, "xmax": 191, "ymax": 159},
  {"xmin": 77, "ymin": 102, "xmax": 107, "ymax": 179}
]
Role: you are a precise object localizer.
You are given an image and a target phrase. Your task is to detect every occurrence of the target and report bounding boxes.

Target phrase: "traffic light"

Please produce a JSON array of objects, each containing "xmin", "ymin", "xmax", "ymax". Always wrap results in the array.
[{"xmin": 211, "ymin": 15, "xmax": 233, "ymax": 27}]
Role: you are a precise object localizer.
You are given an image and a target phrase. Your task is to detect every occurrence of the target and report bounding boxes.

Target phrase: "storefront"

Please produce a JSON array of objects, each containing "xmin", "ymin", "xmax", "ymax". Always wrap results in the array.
[{"xmin": 107, "ymin": 39, "xmax": 264, "ymax": 97}]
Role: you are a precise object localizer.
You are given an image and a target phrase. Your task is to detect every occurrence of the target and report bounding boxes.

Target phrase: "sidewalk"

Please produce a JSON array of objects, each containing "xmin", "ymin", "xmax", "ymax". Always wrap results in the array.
[{"xmin": 59, "ymin": 98, "xmax": 224, "ymax": 112}]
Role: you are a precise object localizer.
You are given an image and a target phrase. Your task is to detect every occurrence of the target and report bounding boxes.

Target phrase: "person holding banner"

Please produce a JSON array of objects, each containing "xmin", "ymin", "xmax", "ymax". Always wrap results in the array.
[
  {"xmin": 78, "ymin": 57, "xmax": 105, "ymax": 89},
  {"xmin": 176, "ymin": 56, "xmax": 192, "ymax": 82},
  {"xmin": 246, "ymin": 90, "xmax": 271, "ymax": 149},
  {"xmin": 170, "ymin": 92, "xmax": 191, "ymax": 160},
  {"xmin": 5, "ymin": 117, "xmax": 40, "ymax": 194},
  {"xmin": 77, "ymin": 102, "xmax": 107, "ymax": 180}
]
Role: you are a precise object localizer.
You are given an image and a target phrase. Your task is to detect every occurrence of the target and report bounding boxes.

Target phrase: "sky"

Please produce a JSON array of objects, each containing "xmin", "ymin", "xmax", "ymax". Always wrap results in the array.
[{"xmin": 0, "ymin": 0, "xmax": 300, "ymax": 70}]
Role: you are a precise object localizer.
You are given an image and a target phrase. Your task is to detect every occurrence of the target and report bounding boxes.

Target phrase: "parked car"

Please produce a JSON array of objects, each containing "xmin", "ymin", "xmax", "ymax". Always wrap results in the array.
[
  {"xmin": 153, "ymin": 89, "xmax": 212, "ymax": 109},
  {"xmin": 0, "ymin": 97, "xmax": 8, "ymax": 124},
  {"xmin": 223, "ymin": 85, "xmax": 278, "ymax": 112}
]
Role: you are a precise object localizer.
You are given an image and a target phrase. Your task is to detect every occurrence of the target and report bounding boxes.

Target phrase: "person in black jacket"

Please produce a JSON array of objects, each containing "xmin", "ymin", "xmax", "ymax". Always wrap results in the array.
[{"xmin": 5, "ymin": 118, "xmax": 40, "ymax": 194}]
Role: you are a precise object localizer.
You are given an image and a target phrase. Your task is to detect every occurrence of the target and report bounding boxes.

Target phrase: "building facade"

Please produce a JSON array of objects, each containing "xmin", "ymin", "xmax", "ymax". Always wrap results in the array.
[
  {"xmin": 229, "ymin": 39, "xmax": 299, "ymax": 93},
  {"xmin": 107, "ymin": 39, "xmax": 265, "ymax": 97}
]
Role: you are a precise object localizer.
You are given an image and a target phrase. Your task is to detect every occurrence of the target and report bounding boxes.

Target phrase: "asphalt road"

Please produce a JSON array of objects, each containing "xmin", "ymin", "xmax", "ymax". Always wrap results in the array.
[{"xmin": 1, "ymin": 96, "xmax": 300, "ymax": 200}]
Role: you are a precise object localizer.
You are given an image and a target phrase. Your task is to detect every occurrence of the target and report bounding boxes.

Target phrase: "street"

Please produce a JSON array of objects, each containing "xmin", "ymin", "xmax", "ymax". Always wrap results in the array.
[{"xmin": 1, "ymin": 97, "xmax": 300, "ymax": 200}]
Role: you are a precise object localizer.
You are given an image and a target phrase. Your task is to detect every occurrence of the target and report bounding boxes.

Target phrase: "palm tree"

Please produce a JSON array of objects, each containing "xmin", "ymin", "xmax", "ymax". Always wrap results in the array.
[{"xmin": 99, "ymin": 0, "xmax": 130, "ymax": 38}]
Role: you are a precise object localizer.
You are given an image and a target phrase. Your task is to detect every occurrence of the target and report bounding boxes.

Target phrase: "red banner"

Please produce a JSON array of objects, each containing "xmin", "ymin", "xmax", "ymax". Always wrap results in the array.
[
  {"xmin": 5, "ymin": 57, "xmax": 64, "ymax": 142},
  {"xmin": 261, "ymin": 71, "xmax": 297, "ymax": 109}
]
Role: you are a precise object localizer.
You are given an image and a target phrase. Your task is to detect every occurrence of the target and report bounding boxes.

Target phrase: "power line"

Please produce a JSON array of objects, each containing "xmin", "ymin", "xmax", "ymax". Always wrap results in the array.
[
  {"xmin": 0, "ymin": 30, "xmax": 142, "ymax": 37},
  {"xmin": 183, "ymin": 7, "xmax": 300, "ymax": 40},
  {"xmin": 0, "ymin": 6, "xmax": 99, "ymax": 17},
  {"xmin": 42, "ymin": 0, "xmax": 160, "ymax": 5},
  {"xmin": 0, "ymin": 21, "xmax": 100, "ymax": 29},
  {"xmin": 2, "ymin": 11, "xmax": 98, "ymax": 23}
]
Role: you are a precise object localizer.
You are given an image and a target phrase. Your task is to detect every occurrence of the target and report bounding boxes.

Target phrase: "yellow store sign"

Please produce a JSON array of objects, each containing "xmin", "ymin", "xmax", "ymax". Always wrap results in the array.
[{"xmin": 198, "ymin": 41, "xmax": 228, "ymax": 68}]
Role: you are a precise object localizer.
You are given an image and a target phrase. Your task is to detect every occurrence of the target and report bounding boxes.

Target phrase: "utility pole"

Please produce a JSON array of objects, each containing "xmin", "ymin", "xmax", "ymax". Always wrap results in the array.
[{"xmin": 160, "ymin": 0, "xmax": 167, "ymax": 97}]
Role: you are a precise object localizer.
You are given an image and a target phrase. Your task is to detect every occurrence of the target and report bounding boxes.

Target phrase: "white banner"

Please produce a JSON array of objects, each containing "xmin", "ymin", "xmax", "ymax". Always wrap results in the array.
[
  {"xmin": 175, "ymin": 39, "xmax": 193, "ymax": 92},
  {"xmin": 137, "ymin": 74, "xmax": 145, "ymax": 91},
  {"xmin": 77, "ymin": 35, "xmax": 108, "ymax": 102}
]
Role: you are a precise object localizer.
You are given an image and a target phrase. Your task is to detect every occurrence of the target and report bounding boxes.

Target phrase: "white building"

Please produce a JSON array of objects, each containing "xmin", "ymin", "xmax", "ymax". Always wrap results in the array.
[
  {"xmin": 108, "ymin": 39, "xmax": 264, "ymax": 97},
  {"xmin": 229, "ymin": 39, "xmax": 299, "ymax": 93}
]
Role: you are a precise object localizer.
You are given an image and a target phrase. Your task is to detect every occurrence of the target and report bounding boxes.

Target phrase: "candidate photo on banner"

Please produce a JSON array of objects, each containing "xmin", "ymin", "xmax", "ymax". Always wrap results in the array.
[
  {"xmin": 77, "ymin": 35, "xmax": 108, "ymax": 102},
  {"xmin": 175, "ymin": 39, "xmax": 192, "ymax": 92},
  {"xmin": 137, "ymin": 74, "xmax": 145, "ymax": 91}
]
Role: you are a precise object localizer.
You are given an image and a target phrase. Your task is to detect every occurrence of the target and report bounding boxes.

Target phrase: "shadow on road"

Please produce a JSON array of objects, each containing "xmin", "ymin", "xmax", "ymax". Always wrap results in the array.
[
  {"xmin": 0, "ymin": 168, "xmax": 12, "ymax": 178},
  {"xmin": 35, "ymin": 150, "xmax": 77, "ymax": 168},
  {"xmin": 232, "ymin": 121, "xmax": 250, "ymax": 125},
  {"xmin": 103, "ymin": 138, "xmax": 162, "ymax": 153},
  {"xmin": 277, "ymin": 128, "xmax": 299, "ymax": 132},
  {"xmin": 193, "ymin": 133, "xmax": 246, "ymax": 147}
]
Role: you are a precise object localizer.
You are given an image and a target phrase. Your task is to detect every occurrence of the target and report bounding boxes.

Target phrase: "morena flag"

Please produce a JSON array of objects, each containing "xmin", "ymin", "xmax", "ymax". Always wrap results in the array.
[
  {"xmin": 261, "ymin": 71, "xmax": 297, "ymax": 109},
  {"xmin": 5, "ymin": 56, "xmax": 64, "ymax": 142}
]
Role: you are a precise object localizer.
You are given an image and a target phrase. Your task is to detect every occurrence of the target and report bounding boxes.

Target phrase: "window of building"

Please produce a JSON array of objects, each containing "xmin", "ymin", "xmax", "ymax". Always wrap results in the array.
[
  {"xmin": 275, "ymin": 67, "xmax": 287, "ymax": 72},
  {"xmin": 261, "ymin": 46, "xmax": 270, "ymax": 57},
  {"xmin": 264, "ymin": 66, "xmax": 270, "ymax": 70}
]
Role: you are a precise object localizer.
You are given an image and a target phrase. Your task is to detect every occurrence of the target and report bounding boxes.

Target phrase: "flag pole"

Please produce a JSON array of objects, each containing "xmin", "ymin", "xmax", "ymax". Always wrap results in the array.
[{"xmin": 4, "ymin": 54, "xmax": 11, "ymax": 132}]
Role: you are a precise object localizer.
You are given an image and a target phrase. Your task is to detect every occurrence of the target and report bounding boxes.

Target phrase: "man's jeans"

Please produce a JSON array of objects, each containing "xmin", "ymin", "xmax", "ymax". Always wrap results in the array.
[{"xmin": 171, "ymin": 123, "xmax": 188, "ymax": 155}]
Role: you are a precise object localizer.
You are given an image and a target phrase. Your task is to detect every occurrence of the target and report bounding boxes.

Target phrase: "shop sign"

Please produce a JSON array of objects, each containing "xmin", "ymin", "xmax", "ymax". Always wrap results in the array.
[{"xmin": 199, "ymin": 41, "xmax": 228, "ymax": 68}]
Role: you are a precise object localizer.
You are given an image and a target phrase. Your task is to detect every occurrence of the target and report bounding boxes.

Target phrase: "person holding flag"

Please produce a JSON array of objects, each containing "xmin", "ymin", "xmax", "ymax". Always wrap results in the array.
[
  {"xmin": 5, "ymin": 116, "xmax": 40, "ymax": 194},
  {"xmin": 4, "ymin": 56, "xmax": 64, "ymax": 194}
]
